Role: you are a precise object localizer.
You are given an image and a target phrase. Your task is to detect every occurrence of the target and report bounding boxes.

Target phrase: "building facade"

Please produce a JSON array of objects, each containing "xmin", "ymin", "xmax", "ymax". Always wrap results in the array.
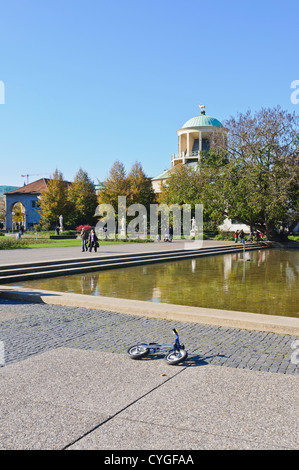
[{"xmin": 4, "ymin": 178, "xmax": 48, "ymax": 230}]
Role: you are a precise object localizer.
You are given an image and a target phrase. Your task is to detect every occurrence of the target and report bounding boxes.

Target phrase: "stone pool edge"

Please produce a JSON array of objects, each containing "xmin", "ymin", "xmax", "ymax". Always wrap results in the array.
[{"xmin": 0, "ymin": 285, "xmax": 298, "ymax": 336}]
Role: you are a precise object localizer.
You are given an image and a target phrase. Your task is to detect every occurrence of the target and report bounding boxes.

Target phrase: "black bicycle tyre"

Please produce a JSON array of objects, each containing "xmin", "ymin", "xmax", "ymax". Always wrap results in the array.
[
  {"xmin": 165, "ymin": 349, "xmax": 188, "ymax": 365},
  {"xmin": 127, "ymin": 344, "xmax": 150, "ymax": 360}
]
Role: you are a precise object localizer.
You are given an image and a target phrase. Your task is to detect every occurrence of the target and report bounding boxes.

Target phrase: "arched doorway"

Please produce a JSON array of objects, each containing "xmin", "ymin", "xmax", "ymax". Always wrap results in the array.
[{"xmin": 8, "ymin": 201, "xmax": 26, "ymax": 232}]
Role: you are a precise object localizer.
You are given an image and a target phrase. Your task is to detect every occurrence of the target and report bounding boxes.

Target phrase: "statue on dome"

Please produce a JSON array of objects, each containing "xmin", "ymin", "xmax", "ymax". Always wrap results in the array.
[{"xmin": 199, "ymin": 104, "xmax": 205, "ymax": 115}]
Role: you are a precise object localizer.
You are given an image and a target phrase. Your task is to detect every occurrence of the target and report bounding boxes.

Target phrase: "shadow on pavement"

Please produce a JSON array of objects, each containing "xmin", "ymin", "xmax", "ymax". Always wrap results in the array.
[
  {"xmin": 0, "ymin": 288, "xmax": 58, "ymax": 304},
  {"xmin": 126, "ymin": 352, "xmax": 228, "ymax": 368}
]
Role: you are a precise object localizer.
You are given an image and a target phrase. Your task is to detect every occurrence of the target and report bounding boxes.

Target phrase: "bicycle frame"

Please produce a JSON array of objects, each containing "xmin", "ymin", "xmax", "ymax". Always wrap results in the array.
[{"xmin": 136, "ymin": 329, "xmax": 183, "ymax": 354}]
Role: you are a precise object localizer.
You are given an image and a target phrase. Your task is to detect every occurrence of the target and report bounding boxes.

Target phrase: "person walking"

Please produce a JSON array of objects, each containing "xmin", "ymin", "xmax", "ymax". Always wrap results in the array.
[
  {"xmin": 80, "ymin": 227, "xmax": 89, "ymax": 252},
  {"xmin": 239, "ymin": 229, "xmax": 245, "ymax": 244},
  {"xmin": 88, "ymin": 228, "xmax": 99, "ymax": 252}
]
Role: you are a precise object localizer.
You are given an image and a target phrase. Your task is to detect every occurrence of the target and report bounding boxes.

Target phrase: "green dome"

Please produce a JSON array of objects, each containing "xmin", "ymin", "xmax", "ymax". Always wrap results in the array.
[{"xmin": 182, "ymin": 115, "xmax": 222, "ymax": 129}]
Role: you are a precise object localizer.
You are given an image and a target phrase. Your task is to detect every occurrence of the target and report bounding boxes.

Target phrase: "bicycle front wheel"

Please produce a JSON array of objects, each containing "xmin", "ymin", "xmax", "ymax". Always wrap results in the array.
[
  {"xmin": 165, "ymin": 349, "xmax": 188, "ymax": 365},
  {"xmin": 127, "ymin": 344, "xmax": 150, "ymax": 360}
]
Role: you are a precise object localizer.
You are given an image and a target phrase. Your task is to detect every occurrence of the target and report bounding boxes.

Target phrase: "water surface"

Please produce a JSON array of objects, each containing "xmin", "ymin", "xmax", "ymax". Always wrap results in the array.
[{"xmin": 14, "ymin": 249, "xmax": 299, "ymax": 317}]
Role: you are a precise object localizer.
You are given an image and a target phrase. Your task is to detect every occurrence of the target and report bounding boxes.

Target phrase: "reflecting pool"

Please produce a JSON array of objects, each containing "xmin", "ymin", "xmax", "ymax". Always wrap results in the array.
[{"xmin": 14, "ymin": 249, "xmax": 299, "ymax": 317}]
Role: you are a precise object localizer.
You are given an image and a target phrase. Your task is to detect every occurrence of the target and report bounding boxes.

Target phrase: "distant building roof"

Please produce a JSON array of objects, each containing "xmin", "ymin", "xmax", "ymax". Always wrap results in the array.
[
  {"xmin": 151, "ymin": 169, "xmax": 172, "ymax": 181},
  {"xmin": 4, "ymin": 178, "xmax": 50, "ymax": 195},
  {"xmin": 152, "ymin": 162, "xmax": 199, "ymax": 181},
  {"xmin": 4, "ymin": 178, "xmax": 73, "ymax": 196}
]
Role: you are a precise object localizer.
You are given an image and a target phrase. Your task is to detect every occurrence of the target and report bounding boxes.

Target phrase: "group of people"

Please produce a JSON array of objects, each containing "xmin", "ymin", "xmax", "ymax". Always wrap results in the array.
[
  {"xmin": 156, "ymin": 226, "xmax": 173, "ymax": 242},
  {"xmin": 80, "ymin": 227, "xmax": 99, "ymax": 252},
  {"xmin": 234, "ymin": 229, "xmax": 264, "ymax": 243},
  {"xmin": 234, "ymin": 229, "xmax": 246, "ymax": 244}
]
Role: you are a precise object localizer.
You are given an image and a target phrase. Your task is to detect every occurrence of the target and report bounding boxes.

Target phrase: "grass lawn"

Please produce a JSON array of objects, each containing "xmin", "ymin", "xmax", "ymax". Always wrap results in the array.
[
  {"xmin": 27, "ymin": 239, "xmax": 138, "ymax": 248},
  {"xmin": 288, "ymin": 235, "xmax": 299, "ymax": 242},
  {"xmin": 1, "ymin": 233, "xmax": 298, "ymax": 249},
  {"xmin": 27, "ymin": 239, "xmax": 82, "ymax": 248},
  {"xmin": 0, "ymin": 236, "xmax": 154, "ymax": 249}
]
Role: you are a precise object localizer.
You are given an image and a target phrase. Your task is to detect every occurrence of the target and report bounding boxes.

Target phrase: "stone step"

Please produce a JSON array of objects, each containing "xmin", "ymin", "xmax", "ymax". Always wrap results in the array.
[
  {"xmin": 0, "ymin": 243, "xmax": 270, "ymax": 284},
  {"xmin": 0, "ymin": 242, "xmax": 264, "ymax": 275}
]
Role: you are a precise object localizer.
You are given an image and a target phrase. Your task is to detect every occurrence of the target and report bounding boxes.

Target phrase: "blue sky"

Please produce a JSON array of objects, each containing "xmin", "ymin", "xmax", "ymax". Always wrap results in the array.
[{"xmin": 0, "ymin": 0, "xmax": 298, "ymax": 187}]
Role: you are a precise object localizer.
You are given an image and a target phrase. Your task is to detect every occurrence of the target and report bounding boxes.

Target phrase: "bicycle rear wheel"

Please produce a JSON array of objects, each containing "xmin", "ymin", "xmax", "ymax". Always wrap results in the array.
[
  {"xmin": 165, "ymin": 349, "xmax": 188, "ymax": 365},
  {"xmin": 127, "ymin": 344, "xmax": 150, "ymax": 360}
]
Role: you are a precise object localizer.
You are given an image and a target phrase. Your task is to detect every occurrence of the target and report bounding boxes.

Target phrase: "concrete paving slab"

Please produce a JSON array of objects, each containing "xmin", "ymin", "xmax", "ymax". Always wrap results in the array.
[
  {"xmin": 69, "ymin": 361, "xmax": 299, "ymax": 450},
  {"xmin": 0, "ymin": 348, "xmax": 180, "ymax": 450},
  {"xmin": 1, "ymin": 347, "xmax": 298, "ymax": 450},
  {"xmin": 0, "ymin": 401, "xmax": 107, "ymax": 450},
  {"xmin": 68, "ymin": 416, "xmax": 282, "ymax": 450},
  {"xmin": 114, "ymin": 364, "xmax": 299, "ymax": 450},
  {"xmin": 0, "ymin": 348, "xmax": 179, "ymax": 414}
]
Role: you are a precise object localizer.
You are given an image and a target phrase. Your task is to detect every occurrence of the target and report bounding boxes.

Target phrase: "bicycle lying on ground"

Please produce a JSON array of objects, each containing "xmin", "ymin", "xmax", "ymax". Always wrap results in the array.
[{"xmin": 127, "ymin": 328, "xmax": 188, "ymax": 365}]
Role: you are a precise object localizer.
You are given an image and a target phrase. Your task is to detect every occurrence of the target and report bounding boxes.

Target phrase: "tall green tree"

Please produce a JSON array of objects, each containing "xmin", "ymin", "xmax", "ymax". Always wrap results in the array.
[
  {"xmin": 127, "ymin": 161, "xmax": 156, "ymax": 208},
  {"xmin": 159, "ymin": 163, "xmax": 223, "ymax": 230},
  {"xmin": 97, "ymin": 160, "xmax": 129, "ymax": 209},
  {"xmin": 98, "ymin": 160, "xmax": 155, "ymax": 210},
  {"xmin": 67, "ymin": 168, "xmax": 98, "ymax": 226},
  {"xmin": 207, "ymin": 106, "xmax": 299, "ymax": 240},
  {"xmin": 159, "ymin": 164, "xmax": 201, "ymax": 205},
  {"xmin": 39, "ymin": 169, "xmax": 71, "ymax": 228}
]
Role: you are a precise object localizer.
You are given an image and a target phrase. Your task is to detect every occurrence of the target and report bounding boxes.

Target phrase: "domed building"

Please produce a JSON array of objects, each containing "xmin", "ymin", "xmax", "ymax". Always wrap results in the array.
[
  {"xmin": 151, "ymin": 106, "xmax": 252, "ymax": 234},
  {"xmin": 152, "ymin": 105, "xmax": 224, "ymax": 193}
]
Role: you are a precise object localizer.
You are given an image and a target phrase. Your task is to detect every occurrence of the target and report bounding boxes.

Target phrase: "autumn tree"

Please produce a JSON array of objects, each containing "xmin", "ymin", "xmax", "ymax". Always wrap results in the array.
[
  {"xmin": 39, "ymin": 169, "xmax": 71, "ymax": 229},
  {"xmin": 206, "ymin": 106, "xmax": 299, "ymax": 240},
  {"xmin": 127, "ymin": 161, "xmax": 156, "ymax": 208},
  {"xmin": 96, "ymin": 160, "xmax": 156, "ymax": 234},
  {"xmin": 97, "ymin": 161, "xmax": 129, "ymax": 209},
  {"xmin": 67, "ymin": 168, "xmax": 98, "ymax": 226},
  {"xmin": 11, "ymin": 202, "xmax": 25, "ymax": 226},
  {"xmin": 97, "ymin": 160, "xmax": 155, "ymax": 211}
]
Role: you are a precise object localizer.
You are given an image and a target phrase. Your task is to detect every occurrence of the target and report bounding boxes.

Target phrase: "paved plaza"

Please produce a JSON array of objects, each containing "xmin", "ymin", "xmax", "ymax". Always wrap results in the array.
[
  {"xmin": 0, "ymin": 239, "xmax": 234, "ymax": 265},
  {"xmin": 0, "ymin": 242, "xmax": 298, "ymax": 450}
]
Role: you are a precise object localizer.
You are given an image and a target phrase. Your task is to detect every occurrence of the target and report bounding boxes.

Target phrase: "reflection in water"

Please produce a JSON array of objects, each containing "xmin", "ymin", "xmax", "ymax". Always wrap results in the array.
[{"xmin": 14, "ymin": 249, "xmax": 299, "ymax": 317}]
